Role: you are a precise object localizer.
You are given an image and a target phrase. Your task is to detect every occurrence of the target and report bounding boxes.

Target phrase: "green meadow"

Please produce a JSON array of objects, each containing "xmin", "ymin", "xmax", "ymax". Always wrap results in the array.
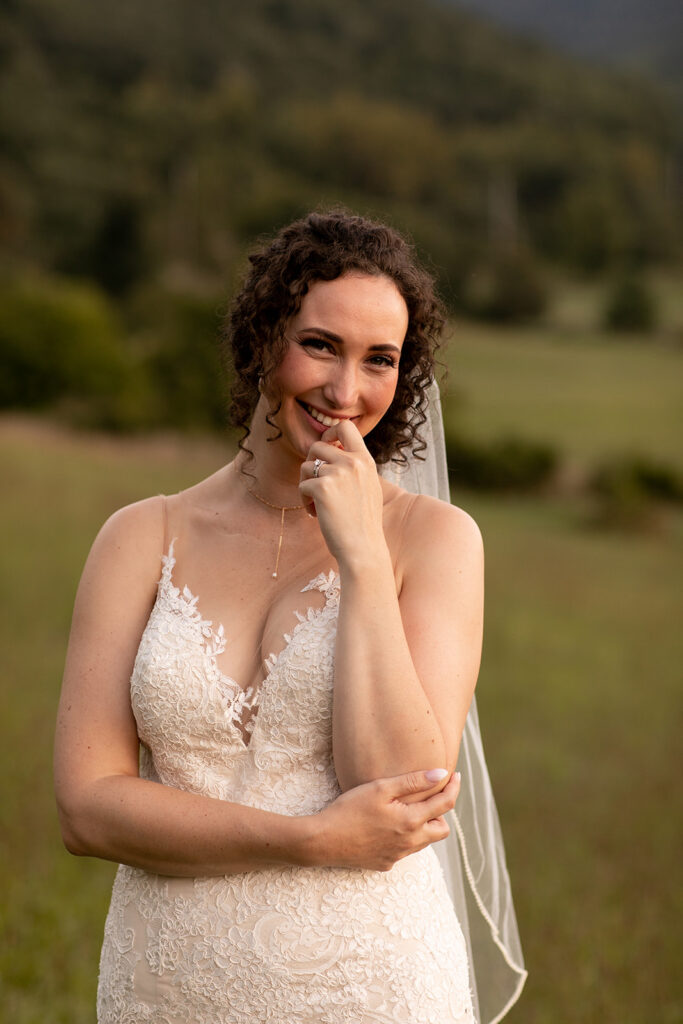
[
  {"xmin": 443, "ymin": 324, "xmax": 683, "ymax": 471},
  {"xmin": 1, "ymin": 327, "xmax": 681, "ymax": 1023}
]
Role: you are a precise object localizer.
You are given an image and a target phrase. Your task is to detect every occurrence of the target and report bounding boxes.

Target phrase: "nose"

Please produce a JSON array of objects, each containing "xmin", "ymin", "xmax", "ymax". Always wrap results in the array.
[{"xmin": 322, "ymin": 361, "xmax": 360, "ymax": 411}]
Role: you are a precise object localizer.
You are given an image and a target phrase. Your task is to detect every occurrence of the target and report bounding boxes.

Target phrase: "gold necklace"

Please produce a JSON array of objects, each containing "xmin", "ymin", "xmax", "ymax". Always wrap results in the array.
[{"xmin": 246, "ymin": 486, "xmax": 307, "ymax": 580}]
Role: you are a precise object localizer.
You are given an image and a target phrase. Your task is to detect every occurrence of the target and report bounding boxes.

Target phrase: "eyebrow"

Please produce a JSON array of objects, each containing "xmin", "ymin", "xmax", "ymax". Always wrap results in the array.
[{"xmin": 299, "ymin": 327, "xmax": 402, "ymax": 356}]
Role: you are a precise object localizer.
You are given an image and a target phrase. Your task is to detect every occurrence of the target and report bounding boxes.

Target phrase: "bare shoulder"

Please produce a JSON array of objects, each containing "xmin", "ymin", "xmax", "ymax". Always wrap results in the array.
[
  {"xmin": 83, "ymin": 460, "xmax": 235, "ymax": 591},
  {"xmin": 393, "ymin": 489, "xmax": 483, "ymax": 583},
  {"xmin": 92, "ymin": 494, "xmax": 167, "ymax": 564},
  {"xmin": 60, "ymin": 496, "xmax": 169, "ymax": 709},
  {"xmin": 78, "ymin": 494, "xmax": 169, "ymax": 611},
  {"xmin": 408, "ymin": 492, "xmax": 482, "ymax": 545}
]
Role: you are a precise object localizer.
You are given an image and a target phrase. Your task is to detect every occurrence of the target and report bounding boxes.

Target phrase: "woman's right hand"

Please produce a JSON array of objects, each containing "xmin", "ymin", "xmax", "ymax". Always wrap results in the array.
[{"xmin": 313, "ymin": 770, "xmax": 460, "ymax": 872}]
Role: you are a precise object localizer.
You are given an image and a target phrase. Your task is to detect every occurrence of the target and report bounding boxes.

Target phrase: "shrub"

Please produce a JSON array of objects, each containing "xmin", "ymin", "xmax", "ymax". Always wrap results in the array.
[
  {"xmin": 603, "ymin": 275, "xmax": 657, "ymax": 332},
  {"xmin": 630, "ymin": 459, "xmax": 683, "ymax": 504},
  {"xmin": 0, "ymin": 278, "xmax": 128, "ymax": 409},
  {"xmin": 446, "ymin": 432, "xmax": 558, "ymax": 491},
  {"xmin": 591, "ymin": 455, "xmax": 683, "ymax": 504},
  {"xmin": 0, "ymin": 278, "xmax": 233, "ymax": 433},
  {"xmin": 588, "ymin": 454, "xmax": 682, "ymax": 531}
]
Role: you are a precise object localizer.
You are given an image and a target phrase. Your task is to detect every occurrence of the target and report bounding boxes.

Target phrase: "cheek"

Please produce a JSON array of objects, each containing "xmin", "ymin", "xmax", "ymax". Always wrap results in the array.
[
  {"xmin": 271, "ymin": 347, "xmax": 318, "ymax": 398},
  {"xmin": 359, "ymin": 378, "xmax": 399, "ymax": 441},
  {"xmin": 264, "ymin": 351, "xmax": 302, "ymax": 401},
  {"xmin": 372, "ymin": 373, "xmax": 400, "ymax": 415}
]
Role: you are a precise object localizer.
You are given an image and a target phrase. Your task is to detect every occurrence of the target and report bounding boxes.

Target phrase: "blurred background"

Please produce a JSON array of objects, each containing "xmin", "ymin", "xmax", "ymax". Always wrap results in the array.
[{"xmin": 0, "ymin": 1, "xmax": 681, "ymax": 1021}]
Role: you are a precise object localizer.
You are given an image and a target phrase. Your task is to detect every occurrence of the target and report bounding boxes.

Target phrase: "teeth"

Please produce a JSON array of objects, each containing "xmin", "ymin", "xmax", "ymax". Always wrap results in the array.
[{"xmin": 305, "ymin": 404, "xmax": 341, "ymax": 427}]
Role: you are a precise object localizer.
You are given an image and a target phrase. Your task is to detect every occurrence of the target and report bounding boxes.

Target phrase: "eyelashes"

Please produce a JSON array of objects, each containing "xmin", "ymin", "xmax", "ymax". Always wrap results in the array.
[
  {"xmin": 299, "ymin": 338, "xmax": 332, "ymax": 352},
  {"xmin": 299, "ymin": 338, "xmax": 397, "ymax": 369},
  {"xmin": 368, "ymin": 354, "xmax": 398, "ymax": 368}
]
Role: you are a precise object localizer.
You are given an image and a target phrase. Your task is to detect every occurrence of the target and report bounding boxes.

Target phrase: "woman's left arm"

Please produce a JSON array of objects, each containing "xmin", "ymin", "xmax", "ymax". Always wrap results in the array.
[{"xmin": 300, "ymin": 422, "xmax": 484, "ymax": 792}]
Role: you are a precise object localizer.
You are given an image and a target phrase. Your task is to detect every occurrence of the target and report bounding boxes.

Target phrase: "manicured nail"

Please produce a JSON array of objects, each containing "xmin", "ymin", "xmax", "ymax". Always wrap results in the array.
[{"xmin": 425, "ymin": 768, "xmax": 448, "ymax": 782}]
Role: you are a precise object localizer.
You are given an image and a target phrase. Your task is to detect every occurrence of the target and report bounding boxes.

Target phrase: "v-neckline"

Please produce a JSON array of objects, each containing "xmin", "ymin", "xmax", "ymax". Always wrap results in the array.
[{"xmin": 157, "ymin": 541, "xmax": 340, "ymax": 748}]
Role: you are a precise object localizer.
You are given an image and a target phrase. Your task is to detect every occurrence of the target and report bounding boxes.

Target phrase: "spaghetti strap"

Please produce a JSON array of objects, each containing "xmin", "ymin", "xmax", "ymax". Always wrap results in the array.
[{"xmin": 160, "ymin": 494, "xmax": 169, "ymax": 559}]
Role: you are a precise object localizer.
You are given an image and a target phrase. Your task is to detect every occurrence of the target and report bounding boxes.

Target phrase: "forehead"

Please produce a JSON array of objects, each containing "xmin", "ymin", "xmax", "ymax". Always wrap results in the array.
[{"xmin": 293, "ymin": 274, "xmax": 409, "ymax": 342}]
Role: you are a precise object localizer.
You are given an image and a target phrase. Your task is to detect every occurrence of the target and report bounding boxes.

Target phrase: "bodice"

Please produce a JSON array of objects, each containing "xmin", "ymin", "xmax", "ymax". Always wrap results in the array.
[{"xmin": 131, "ymin": 542, "xmax": 343, "ymax": 814}]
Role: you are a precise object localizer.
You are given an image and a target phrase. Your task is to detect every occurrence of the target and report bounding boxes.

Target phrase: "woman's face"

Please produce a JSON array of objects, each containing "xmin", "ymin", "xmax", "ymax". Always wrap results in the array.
[{"xmin": 261, "ymin": 273, "xmax": 409, "ymax": 461}]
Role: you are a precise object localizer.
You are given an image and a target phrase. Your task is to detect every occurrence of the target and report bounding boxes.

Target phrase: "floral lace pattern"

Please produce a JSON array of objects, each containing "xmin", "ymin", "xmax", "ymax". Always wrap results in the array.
[{"xmin": 97, "ymin": 545, "xmax": 474, "ymax": 1023}]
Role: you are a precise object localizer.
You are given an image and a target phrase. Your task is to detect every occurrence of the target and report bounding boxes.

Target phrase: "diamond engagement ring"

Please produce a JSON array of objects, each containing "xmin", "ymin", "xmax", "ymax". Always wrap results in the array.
[{"xmin": 313, "ymin": 458, "xmax": 325, "ymax": 478}]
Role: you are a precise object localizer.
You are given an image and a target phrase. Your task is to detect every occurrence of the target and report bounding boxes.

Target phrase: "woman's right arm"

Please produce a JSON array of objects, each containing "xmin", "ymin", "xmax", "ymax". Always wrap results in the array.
[{"xmin": 54, "ymin": 498, "xmax": 459, "ymax": 877}]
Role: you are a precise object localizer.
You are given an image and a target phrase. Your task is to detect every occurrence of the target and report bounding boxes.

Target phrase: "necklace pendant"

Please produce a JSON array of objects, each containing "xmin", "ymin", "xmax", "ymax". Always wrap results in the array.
[{"xmin": 241, "ymin": 471, "xmax": 307, "ymax": 582}]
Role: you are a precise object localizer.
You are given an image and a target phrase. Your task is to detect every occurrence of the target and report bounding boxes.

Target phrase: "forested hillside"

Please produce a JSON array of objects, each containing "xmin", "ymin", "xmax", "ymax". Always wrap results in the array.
[{"xmin": 1, "ymin": 0, "xmax": 679, "ymax": 298}]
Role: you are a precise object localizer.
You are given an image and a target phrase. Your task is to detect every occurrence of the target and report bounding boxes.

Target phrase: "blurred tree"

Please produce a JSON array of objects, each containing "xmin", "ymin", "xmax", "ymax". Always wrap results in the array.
[
  {"xmin": 67, "ymin": 195, "xmax": 150, "ymax": 297},
  {"xmin": 130, "ymin": 288, "xmax": 229, "ymax": 431},
  {"xmin": 460, "ymin": 249, "xmax": 548, "ymax": 323}
]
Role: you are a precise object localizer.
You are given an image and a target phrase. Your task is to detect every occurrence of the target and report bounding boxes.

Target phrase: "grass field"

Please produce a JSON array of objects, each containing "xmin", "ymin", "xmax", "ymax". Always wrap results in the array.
[
  {"xmin": 1, "ymin": 327, "xmax": 681, "ymax": 1023},
  {"xmin": 443, "ymin": 323, "xmax": 683, "ymax": 472}
]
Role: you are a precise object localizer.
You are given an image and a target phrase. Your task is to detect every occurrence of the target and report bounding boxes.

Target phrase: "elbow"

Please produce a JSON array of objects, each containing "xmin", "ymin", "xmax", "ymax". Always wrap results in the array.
[
  {"xmin": 62, "ymin": 830, "xmax": 88, "ymax": 858},
  {"xmin": 55, "ymin": 770, "xmax": 138, "ymax": 860},
  {"xmin": 57, "ymin": 810, "xmax": 89, "ymax": 857},
  {"xmin": 55, "ymin": 789, "xmax": 97, "ymax": 858}
]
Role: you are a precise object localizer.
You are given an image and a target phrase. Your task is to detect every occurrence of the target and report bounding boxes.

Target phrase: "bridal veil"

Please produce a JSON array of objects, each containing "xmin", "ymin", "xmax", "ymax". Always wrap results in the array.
[{"xmin": 381, "ymin": 382, "xmax": 527, "ymax": 1024}]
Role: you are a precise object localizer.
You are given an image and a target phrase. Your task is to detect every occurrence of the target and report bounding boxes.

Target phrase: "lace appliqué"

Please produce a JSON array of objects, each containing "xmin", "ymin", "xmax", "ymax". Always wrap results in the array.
[
  {"xmin": 159, "ymin": 542, "xmax": 262, "ymax": 738},
  {"xmin": 97, "ymin": 545, "xmax": 475, "ymax": 1024}
]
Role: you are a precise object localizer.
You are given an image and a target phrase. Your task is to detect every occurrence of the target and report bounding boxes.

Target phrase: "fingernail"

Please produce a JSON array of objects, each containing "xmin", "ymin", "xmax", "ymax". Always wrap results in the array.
[
  {"xmin": 425, "ymin": 768, "xmax": 448, "ymax": 782},
  {"xmin": 455, "ymin": 772, "xmax": 461, "ymax": 784}
]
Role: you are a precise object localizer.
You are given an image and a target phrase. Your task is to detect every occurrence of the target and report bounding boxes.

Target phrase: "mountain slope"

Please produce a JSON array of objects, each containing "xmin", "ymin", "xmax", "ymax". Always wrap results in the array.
[{"xmin": 0, "ymin": 0, "xmax": 678, "ymax": 294}]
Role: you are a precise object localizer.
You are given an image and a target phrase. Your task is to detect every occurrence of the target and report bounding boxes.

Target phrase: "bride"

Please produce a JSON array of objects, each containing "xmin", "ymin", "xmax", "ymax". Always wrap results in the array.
[{"xmin": 54, "ymin": 210, "xmax": 525, "ymax": 1023}]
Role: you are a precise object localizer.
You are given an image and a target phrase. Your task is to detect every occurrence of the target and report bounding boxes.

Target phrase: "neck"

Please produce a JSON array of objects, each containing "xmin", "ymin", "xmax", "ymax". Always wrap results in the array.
[
  {"xmin": 234, "ymin": 452, "xmax": 305, "ymax": 508},
  {"xmin": 238, "ymin": 398, "xmax": 307, "ymax": 506}
]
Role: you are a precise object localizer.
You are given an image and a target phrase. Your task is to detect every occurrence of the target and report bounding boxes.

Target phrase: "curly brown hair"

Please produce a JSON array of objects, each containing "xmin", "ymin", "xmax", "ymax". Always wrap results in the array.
[{"xmin": 224, "ymin": 209, "xmax": 446, "ymax": 465}]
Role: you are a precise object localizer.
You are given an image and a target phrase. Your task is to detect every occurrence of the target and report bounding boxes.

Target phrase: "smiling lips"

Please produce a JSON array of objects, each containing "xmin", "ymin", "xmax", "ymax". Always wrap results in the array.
[{"xmin": 300, "ymin": 401, "xmax": 349, "ymax": 428}]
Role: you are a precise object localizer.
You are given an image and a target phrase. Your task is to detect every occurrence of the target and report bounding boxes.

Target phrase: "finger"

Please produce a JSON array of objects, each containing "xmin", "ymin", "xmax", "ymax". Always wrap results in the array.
[
  {"xmin": 394, "ymin": 816, "xmax": 451, "ymax": 864},
  {"xmin": 301, "ymin": 456, "xmax": 334, "ymax": 481},
  {"xmin": 413, "ymin": 774, "xmax": 460, "ymax": 821},
  {"xmin": 296, "ymin": 466, "xmax": 319, "ymax": 514},
  {"xmin": 320, "ymin": 419, "xmax": 367, "ymax": 452},
  {"xmin": 298, "ymin": 479, "xmax": 319, "ymax": 505},
  {"xmin": 423, "ymin": 816, "xmax": 450, "ymax": 842},
  {"xmin": 382, "ymin": 768, "xmax": 451, "ymax": 799},
  {"xmin": 306, "ymin": 440, "xmax": 347, "ymax": 465}
]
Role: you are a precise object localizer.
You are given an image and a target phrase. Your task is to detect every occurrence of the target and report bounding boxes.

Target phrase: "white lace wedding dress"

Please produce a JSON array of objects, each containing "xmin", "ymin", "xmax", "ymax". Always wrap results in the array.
[{"xmin": 97, "ymin": 542, "xmax": 475, "ymax": 1023}]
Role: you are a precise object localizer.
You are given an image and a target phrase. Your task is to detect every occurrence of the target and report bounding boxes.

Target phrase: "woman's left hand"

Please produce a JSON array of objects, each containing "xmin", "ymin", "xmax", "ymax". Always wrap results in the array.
[{"xmin": 299, "ymin": 421, "xmax": 386, "ymax": 567}]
